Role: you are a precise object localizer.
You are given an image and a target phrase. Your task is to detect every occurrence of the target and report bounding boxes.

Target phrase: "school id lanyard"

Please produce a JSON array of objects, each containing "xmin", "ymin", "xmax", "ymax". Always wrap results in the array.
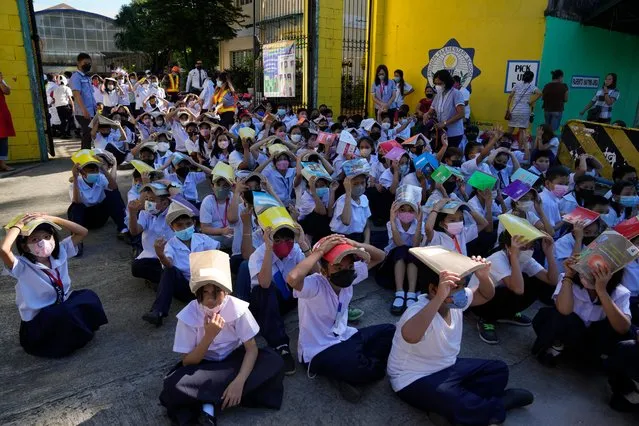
[
  {"xmin": 42, "ymin": 269, "xmax": 64, "ymax": 304},
  {"xmin": 215, "ymin": 199, "xmax": 229, "ymax": 228}
]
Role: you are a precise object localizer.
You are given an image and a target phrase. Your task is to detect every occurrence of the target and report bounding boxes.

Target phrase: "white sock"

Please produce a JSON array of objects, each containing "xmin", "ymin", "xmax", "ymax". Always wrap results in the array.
[
  {"xmin": 406, "ymin": 292, "xmax": 417, "ymax": 307},
  {"xmin": 624, "ymin": 391, "xmax": 639, "ymax": 405},
  {"xmin": 392, "ymin": 291, "xmax": 405, "ymax": 308},
  {"xmin": 202, "ymin": 403, "xmax": 215, "ymax": 416}
]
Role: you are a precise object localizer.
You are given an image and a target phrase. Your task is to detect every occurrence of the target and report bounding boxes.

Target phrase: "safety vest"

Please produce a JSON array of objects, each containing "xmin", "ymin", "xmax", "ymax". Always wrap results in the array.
[
  {"xmin": 167, "ymin": 74, "xmax": 179, "ymax": 93},
  {"xmin": 213, "ymin": 88, "xmax": 236, "ymax": 114}
]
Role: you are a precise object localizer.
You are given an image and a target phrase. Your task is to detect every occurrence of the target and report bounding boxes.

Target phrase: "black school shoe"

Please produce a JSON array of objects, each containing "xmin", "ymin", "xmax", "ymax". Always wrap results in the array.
[
  {"xmin": 331, "ymin": 379, "xmax": 362, "ymax": 403},
  {"xmin": 503, "ymin": 388, "xmax": 534, "ymax": 411},
  {"xmin": 142, "ymin": 311, "xmax": 163, "ymax": 327},
  {"xmin": 201, "ymin": 412, "xmax": 218, "ymax": 425},
  {"xmin": 497, "ymin": 312, "xmax": 532, "ymax": 326},
  {"xmin": 276, "ymin": 344, "xmax": 296, "ymax": 375}
]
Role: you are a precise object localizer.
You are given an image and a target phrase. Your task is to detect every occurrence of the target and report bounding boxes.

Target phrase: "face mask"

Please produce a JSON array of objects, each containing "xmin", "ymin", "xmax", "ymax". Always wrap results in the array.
[
  {"xmin": 435, "ymin": 84, "xmax": 444, "ymax": 94},
  {"xmin": 241, "ymin": 121, "xmax": 251, "ymax": 128},
  {"xmin": 157, "ymin": 142, "xmax": 170, "ymax": 153},
  {"xmin": 143, "ymin": 120, "xmax": 151, "ymax": 127},
  {"xmin": 582, "ymin": 236, "xmax": 597, "ymax": 246},
  {"xmin": 446, "ymin": 288, "xmax": 468, "ymax": 309},
  {"xmin": 493, "ymin": 163, "xmax": 507, "ymax": 171},
  {"xmin": 145, "ymin": 200, "xmax": 160, "ymax": 215},
  {"xmin": 107, "ymin": 85, "xmax": 115, "ymax": 91},
  {"xmin": 551, "ymin": 184, "xmax": 570, "ymax": 198},
  {"xmin": 216, "ymin": 80, "xmax": 223, "ymax": 88},
  {"xmin": 133, "ymin": 183, "xmax": 143, "ymax": 193},
  {"xmin": 142, "ymin": 158, "xmax": 155, "ymax": 167},
  {"xmin": 393, "ymin": 76, "xmax": 401, "ymax": 83},
  {"xmin": 273, "ymin": 240, "xmax": 294, "ymax": 259},
  {"xmin": 176, "ymin": 167, "xmax": 190, "ymax": 178},
  {"xmin": 28, "ymin": 237, "xmax": 56, "ymax": 258},
  {"xmin": 446, "ymin": 221, "xmax": 464, "ymax": 235},
  {"xmin": 535, "ymin": 163, "xmax": 549, "ymax": 172},
  {"xmin": 277, "ymin": 108, "xmax": 286, "ymax": 116},
  {"xmin": 518, "ymin": 249, "xmax": 534, "ymax": 264},
  {"xmin": 426, "ymin": 93, "xmax": 434, "ymax": 99},
  {"xmin": 399, "ymin": 164, "xmax": 409, "ymax": 176},
  {"xmin": 174, "ymin": 225, "xmax": 195, "ymax": 241},
  {"xmin": 316, "ymin": 187, "xmax": 329, "ymax": 198},
  {"xmin": 276, "ymin": 131, "xmax": 286, "ymax": 138},
  {"xmin": 200, "ymin": 129, "xmax": 211, "ymax": 138},
  {"xmin": 619, "ymin": 195, "xmax": 639, "ymax": 208},
  {"xmin": 84, "ymin": 173, "xmax": 99, "ymax": 184},
  {"xmin": 351, "ymin": 184, "xmax": 366, "ymax": 198},
  {"xmin": 381, "ymin": 122, "xmax": 391, "ymax": 130},
  {"xmin": 398, "ymin": 211, "xmax": 415, "ymax": 224},
  {"xmin": 290, "ymin": 134, "xmax": 302, "ymax": 143},
  {"xmin": 276, "ymin": 160, "xmax": 290, "ymax": 171},
  {"xmin": 130, "ymin": 78, "xmax": 137, "ymax": 84},
  {"xmin": 370, "ymin": 132, "xmax": 381, "ymax": 141},
  {"xmin": 442, "ymin": 180, "xmax": 457, "ymax": 194},
  {"xmin": 517, "ymin": 200, "xmax": 534, "ymax": 210},
  {"xmin": 81, "ymin": 63, "xmax": 92, "ymax": 73},
  {"xmin": 151, "ymin": 82, "xmax": 158, "ymax": 88},
  {"xmin": 359, "ymin": 148, "xmax": 371, "ymax": 157},
  {"xmin": 575, "ymin": 188, "xmax": 594, "ymax": 200},
  {"xmin": 329, "ymin": 269, "xmax": 357, "ymax": 288},
  {"xmin": 450, "ymin": 160, "xmax": 462, "ymax": 168},
  {"xmin": 215, "ymin": 187, "xmax": 230, "ymax": 200}
]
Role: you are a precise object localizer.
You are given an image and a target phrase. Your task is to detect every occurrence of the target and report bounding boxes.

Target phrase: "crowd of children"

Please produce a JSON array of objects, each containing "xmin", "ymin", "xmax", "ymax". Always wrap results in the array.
[{"xmin": 3, "ymin": 67, "xmax": 639, "ymax": 426}]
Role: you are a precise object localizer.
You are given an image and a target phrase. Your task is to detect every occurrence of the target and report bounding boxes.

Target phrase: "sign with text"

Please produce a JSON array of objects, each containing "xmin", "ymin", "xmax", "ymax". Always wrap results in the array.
[
  {"xmin": 504, "ymin": 60, "xmax": 539, "ymax": 93},
  {"xmin": 263, "ymin": 41, "xmax": 296, "ymax": 98},
  {"xmin": 571, "ymin": 75, "xmax": 600, "ymax": 89}
]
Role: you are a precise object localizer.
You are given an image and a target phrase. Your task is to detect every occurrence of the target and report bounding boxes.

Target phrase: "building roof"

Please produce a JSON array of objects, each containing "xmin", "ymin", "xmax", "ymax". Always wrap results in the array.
[
  {"xmin": 43, "ymin": 3, "xmax": 76, "ymax": 10},
  {"xmin": 35, "ymin": 3, "xmax": 115, "ymax": 22}
]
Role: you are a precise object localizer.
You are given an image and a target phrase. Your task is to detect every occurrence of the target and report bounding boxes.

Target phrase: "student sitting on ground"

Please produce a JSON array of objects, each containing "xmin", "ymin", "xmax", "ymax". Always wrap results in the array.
[
  {"xmin": 286, "ymin": 235, "xmax": 392, "ymax": 402},
  {"xmin": 161, "ymin": 152, "xmax": 213, "ymax": 208},
  {"xmin": 329, "ymin": 172, "xmax": 372, "ymax": 244},
  {"xmin": 159, "ymin": 250, "xmax": 285, "ymax": 426},
  {"xmin": 91, "ymin": 120, "xmax": 129, "ymax": 165},
  {"xmin": 1, "ymin": 213, "xmax": 107, "ymax": 357},
  {"xmin": 142, "ymin": 200, "xmax": 219, "ymax": 327},
  {"xmin": 387, "ymin": 250, "xmax": 534, "ymax": 426},
  {"xmin": 200, "ymin": 164, "xmax": 235, "ymax": 250},
  {"xmin": 539, "ymin": 166, "xmax": 570, "ymax": 236}
]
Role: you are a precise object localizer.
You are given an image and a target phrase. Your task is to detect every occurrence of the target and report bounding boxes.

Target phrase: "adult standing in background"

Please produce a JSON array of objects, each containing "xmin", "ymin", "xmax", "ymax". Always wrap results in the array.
[
  {"xmin": 212, "ymin": 72, "xmax": 237, "ymax": 129},
  {"xmin": 391, "ymin": 69, "xmax": 414, "ymax": 112},
  {"xmin": 53, "ymin": 76, "xmax": 75, "ymax": 139},
  {"xmin": 579, "ymin": 73, "xmax": 619, "ymax": 124},
  {"xmin": 0, "ymin": 72, "xmax": 15, "ymax": 171},
  {"xmin": 185, "ymin": 60, "xmax": 208, "ymax": 95},
  {"xmin": 163, "ymin": 66, "xmax": 181, "ymax": 102},
  {"xmin": 506, "ymin": 70, "xmax": 541, "ymax": 137},
  {"xmin": 372, "ymin": 65, "xmax": 397, "ymax": 124},
  {"xmin": 453, "ymin": 75, "xmax": 471, "ymax": 124},
  {"xmin": 541, "ymin": 69, "xmax": 568, "ymax": 131},
  {"xmin": 70, "ymin": 53, "xmax": 97, "ymax": 150},
  {"xmin": 426, "ymin": 69, "xmax": 466, "ymax": 147}
]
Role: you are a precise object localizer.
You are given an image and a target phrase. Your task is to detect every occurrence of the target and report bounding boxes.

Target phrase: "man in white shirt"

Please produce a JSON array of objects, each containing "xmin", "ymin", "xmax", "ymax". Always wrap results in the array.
[
  {"xmin": 185, "ymin": 60, "xmax": 208, "ymax": 95},
  {"xmin": 53, "ymin": 76, "xmax": 75, "ymax": 138}
]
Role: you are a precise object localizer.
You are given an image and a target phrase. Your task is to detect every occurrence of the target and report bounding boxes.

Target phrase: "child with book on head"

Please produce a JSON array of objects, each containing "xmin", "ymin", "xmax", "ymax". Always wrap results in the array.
[
  {"xmin": 330, "ymin": 172, "xmax": 372, "ymax": 244},
  {"xmin": 286, "ymin": 235, "xmax": 393, "ymax": 402},
  {"xmin": 378, "ymin": 151, "xmax": 420, "ymax": 195},
  {"xmin": 532, "ymin": 256, "xmax": 633, "ymax": 367},
  {"xmin": 387, "ymin": 248, "xmax": 534, "ymax": 426},
  {"xmin": 615, "ymin": 220, "xmax": 639, "ymax": 325},
  {"xmin": 200, "ymin": 165, "xmax": 235, "ymax": 250},
  {"xmin": 297, "ymin": 175, "xmax": 338, "ymax": 245},
  {"xmin": 159, "ymin": 250, "xmax": 285, "ymax": 426},
  {"xmin": 539, "ymin": 166, "xmax": 570, "ymax": 235},
  {"xmin": 471, "ymin": 231, "xmax": 558, "ymax": 345},
  {"xmin": 560, "ymin": 175, "xmax": 596, "ymax": 216},
  {"xmin": 496, "ymin": 189, "xmax": 554, "ymax": 240}
]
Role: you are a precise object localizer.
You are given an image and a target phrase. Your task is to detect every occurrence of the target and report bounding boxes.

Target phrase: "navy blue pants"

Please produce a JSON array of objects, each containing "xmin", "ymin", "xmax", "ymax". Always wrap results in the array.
[
  {"xmin": 630, "ymin": 296, "xmax": 639, "ymax": 326},
  {"xmin": 19, "ymin": 289, "xmax": 108, "ymax": 358},
  {"xmin": 234, "ymin": 260, "xmax": 252, "ymax": 302},
  {"xmin": 230, "ymin": 254, "xmax": 244, "ymax": 276},
  {"xmin": 132, "ymin": 257, "xmax": 163, "ymax": 284},
  {"xmin": 608, "ymin": 339, "xmax": 639, "ymax": 398},
  {"xmin": 249, "ymin": 284, "xmax": 297, "ymax": 348},
  {"xmin": 471, "ymin": 276, "xmax": 544, "ymax": 323},
  {"xmin": 67, "ymin": 189, "xmax": 126, "ymax": 231},
  {"xmin": 309, "ymin": 324, "xmax": 395, "ymax": 385},
  {"xmin": 152, "ymin": 266, "xmax": 194, "ymax": 315},
  {"xmin": 397, "ymin": 358, "xmax": 508, "ymax": 426}
]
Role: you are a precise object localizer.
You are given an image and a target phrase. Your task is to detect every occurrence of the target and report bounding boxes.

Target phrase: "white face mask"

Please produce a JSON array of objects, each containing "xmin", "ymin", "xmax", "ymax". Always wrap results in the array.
[
  {"xmin": 435, "ymin": 84, "xmax": 444, "ymax": 94},
  {"xmin": 381, "ymin": 122, "xmax": 391, "ymax": 130},
  {"xmin": 157, "ymin": 142, "xmax": 170, "ymax": 153},
  {"xmin": 216, "ymin": 80, "xmax": 223, "ymax": 88},
  {"xmin": 517, "ymin": 200, "xmax": 534, "ymax": 210},
  {"xmin": 518, "ymin": 249, "xmax": 534, "ymax": 264},
  {"xmin": 290, "ymin": 134, "xmax": 302, "ymax": 143}
]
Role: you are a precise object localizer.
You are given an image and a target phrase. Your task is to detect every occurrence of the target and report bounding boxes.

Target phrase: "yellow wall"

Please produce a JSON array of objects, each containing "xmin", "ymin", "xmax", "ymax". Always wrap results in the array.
[
  {"xmin": 370, "ymin": 0, "xmax": 547, "ymax": 127},
  {"xmin": 316, "ymin": 0, "xmax": 344, "ymax": 112},
  {"xmin": 219, "ymin": 36, "xmax": 253, "ymax": 70},
  {"xmin": 0, "ymin": 0, "xmax": 42, "ymax": 161}
]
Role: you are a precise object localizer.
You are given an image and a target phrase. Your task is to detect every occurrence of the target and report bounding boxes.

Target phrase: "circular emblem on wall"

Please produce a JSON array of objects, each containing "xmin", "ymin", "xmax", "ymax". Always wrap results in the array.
[{"xmin": 422, "ymin": 39, "xmax": 481, "ymax": 89}]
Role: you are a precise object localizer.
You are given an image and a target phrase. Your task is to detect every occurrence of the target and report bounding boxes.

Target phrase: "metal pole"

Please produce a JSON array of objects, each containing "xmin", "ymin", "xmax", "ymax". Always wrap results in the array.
[{"xmin": 253, "ymin": 0, "xmax": 257, "ymax": 101}]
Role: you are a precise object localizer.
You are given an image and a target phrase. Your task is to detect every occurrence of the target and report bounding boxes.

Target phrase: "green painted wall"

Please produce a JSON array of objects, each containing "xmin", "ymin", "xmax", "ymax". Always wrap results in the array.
[{"xmin": 534, "ymin": 16, "xmax": 639, "ymax": 129}]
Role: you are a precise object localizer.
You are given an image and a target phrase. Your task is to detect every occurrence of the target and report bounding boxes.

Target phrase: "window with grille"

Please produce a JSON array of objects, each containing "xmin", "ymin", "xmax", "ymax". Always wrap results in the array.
[
  {"xmin": 235, "ymin": 0, "xmax": 252, "ymax": 5},
  {"xmin": 230, "ymin": 50, "xmax": 252, "ymax": 67}
]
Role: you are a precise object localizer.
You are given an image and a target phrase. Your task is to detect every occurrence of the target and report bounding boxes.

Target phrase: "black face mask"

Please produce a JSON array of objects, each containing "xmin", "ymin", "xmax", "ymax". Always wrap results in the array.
[
  {"xmin": 426, "ymin": 93, "xmax": 434, "ymax": 99},
  {"xmin": 329, "ymin": 269, "xmax": 357, "ymax": 288},
  {"xmin": 493, "ymin": 163, "xmax": 507, "ymax": 171},
  {"xmin": 442, "ymin": 180, "xmax": 457, "ymax": 194},
  {"xmin": 142, "ymin": 158, "xmax": 155, "ymax": 166},
  {"xmin": 378, "ymin": 153, "xmax": 385, "ymax": 163},
  {"xmin": 176, "ymin": 167, "xmax": 189, "ymax": 178},
  {"xmin": 370, "ymin": 132, "xmax": 381, "ymax": 141},
  {"xmin": 450, "ymin": 160, "xmax": 462, "ymax": 168},
  {"xmin": 81, "ymin": 63, "xmax": 92, "ymax": 73},
  {"xmin": 582, "ymin": 236, "xmax": 597, "ymax": 246},
  {"xmin": 576, "ymin": 189, "xmax": 595, "ymax": 202}
]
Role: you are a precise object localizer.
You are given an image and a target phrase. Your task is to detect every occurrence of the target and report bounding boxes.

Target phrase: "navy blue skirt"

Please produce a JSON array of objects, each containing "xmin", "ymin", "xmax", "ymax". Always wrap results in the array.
[{"xmin": 19, "ymin": 289, "xmax": 108, "ymax": 358}]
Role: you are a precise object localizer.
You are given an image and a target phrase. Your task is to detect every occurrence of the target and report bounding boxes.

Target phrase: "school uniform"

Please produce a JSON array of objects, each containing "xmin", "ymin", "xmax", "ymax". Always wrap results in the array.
[
  {"xmin": 167, "ymin": 171, "xmax": 207, "ymax": 205},
  {"xmin": 230, "ymin": 205, "xmax": 264, "ymax": 300},
  {"xmin": 387, "ymin": 291, "xmax": 509, "ymax": 425},
  {"xmin": 295, "ymin": 262, "xmax": 395, "ymax": 383},
  {"xmin": 621, "ymin": 260, "xmax": 639, "ymax": 324},
  {"xmin": 94, "ymin": 132, "xmax": 129, "ymax": 164},
  {"xmin": 67, "ymin": 174, "xmax": 126, "ymax": 232},
  {"xmin": 171, "ymin": 124, "xmax": 190, "ymax": 153},
  {"xmin": 131, "ymin": 208, "xmax": 175, "ymax": 283},
  {"xmin": 466, "ymin": 196, "xmax": 501, "ymax": 257},
  {"xmin": 559, "ymin": 192, "xmax": 580, "ymax": 216},
  {"xmin": 423, "ymin": 190, "xmax": 462, "ymax": 213},
  {"xmin": 552, "ymin": 233, "xmax": 581, "ymax": 274},
  {"xmin": 469, "ymin": 250, "xmax": 546, "ymax": 322},
  {"xmin": 246, "ymin": 243, "xmax": 305, "ymax": 348},
  {"xmin": 297, "ymin": 190, "xmax": 331, "ymax": 243},
  {"xmin": 159, "ymin": 297, "xmax": 285, "ymax": 425},
  {"xmin": 4, "ymin": 236, "xmax": 107, "ymax": 357},
  {"xmin": 137, "ymin": 123, "xmax": 154, "ymax": 141},
  {"xmin": 200, "ymin": 194, "xmax": 234, "ymax": 249},
  {"xmin": 539, "ymin": 188, "xmax": 563, "ymax": 231},
  {"xmin": 378, "ymin": 169, "xmax": 420, "ymax": 190},
  {"xmin": 134, "ymin": 84, "xmax": 149, "ymax": 113},
  {"xmin": 429, "ymin": 224, "xmax": 478, "ymax": 257},
  {"xmin": 331, "ymin": 154, "xmax": 347, "ymax": 178},
  {"xmin": 491, "ymin": 166, "xmax": 512, "ymax": 191},
  {"xmin": 533, "ymin": 275, "xmax": 632, "ymax": 358},
  {"xmin": 262, "ymin": 163, "xmax": 295, "ymax": 206},
  {"xmin": 155, "ymin": 150, "xmax": 173, "ymax": 170},
  {"xmin": 608, "ymin": 338, "xmax": 639, "ymax": 408},
  {"xmin": 528, "ymin": 165, "xmax": 544, "ymax": 176},
  {"xmin": 330, "ymin": 193, "xmax": 371, "ymax": 242}
]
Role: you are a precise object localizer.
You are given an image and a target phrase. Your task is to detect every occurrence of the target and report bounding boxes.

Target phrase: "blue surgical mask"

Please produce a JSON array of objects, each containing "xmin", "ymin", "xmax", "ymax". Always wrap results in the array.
[
  {"xmin": 446, "ymin": 288, "xmax": 468, "ymax": 310},
  {"xmin": 175, "ymin": 225, "xmax": 195, "ymax": 241},
  {"xmin": 277, "ymin": 108, "xmax": 286, "ymax": 116},
  {"xmin": 619, "ymin": 195, "xmax": 638, "ymax": 208},
  {"xmin": 316, "ymin": 187, "xmax": 329, "ymax": 198},
  {"xmin": 351, "ymin": 184, "xmax": 366, "ymax": 198},
  {"xmin": 399, "ymin": 164, "xmax": 409, "ymax": 176},
  {"xmin": 133, "ymin": 183, "xmax": 142, "ymax": 193},
  {"xmin": 84, "ymin": 173, "xmax": 99, "ymax": 184}
]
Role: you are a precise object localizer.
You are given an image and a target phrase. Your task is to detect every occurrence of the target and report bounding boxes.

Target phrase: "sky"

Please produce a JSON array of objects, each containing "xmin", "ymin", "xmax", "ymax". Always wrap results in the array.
[{"xmin": 33, "ymin": 0, "xmax": 131, "ymax": 19}]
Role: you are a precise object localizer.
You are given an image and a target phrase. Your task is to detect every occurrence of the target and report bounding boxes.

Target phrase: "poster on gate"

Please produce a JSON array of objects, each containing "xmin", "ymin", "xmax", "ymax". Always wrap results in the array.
[{"xmin": 263, "ymin": 41, "xmax": 296, "ymax": 98}]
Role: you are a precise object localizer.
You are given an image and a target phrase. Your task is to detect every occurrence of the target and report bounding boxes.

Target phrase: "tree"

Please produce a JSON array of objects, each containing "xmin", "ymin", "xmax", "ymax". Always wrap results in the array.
[{"xmin": 114, "ymin": 0, "xmax": 246, "ymax": 72}]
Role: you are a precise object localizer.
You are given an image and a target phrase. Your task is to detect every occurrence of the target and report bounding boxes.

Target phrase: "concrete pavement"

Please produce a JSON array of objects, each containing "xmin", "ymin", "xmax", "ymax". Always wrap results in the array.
[{"xmin": 0, "ymin": 142, "xmax": 636, "ymax": 425}]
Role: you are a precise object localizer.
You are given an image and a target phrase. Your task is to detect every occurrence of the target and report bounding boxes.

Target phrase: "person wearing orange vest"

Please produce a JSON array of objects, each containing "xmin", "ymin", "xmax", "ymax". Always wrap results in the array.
[
  {"xmin": 211, "ymin": 72, "xmax": 237, "ymax": 129},
  {"xmin": 164, "ymin": 66, "xmax": 181, "ymax": 102}
]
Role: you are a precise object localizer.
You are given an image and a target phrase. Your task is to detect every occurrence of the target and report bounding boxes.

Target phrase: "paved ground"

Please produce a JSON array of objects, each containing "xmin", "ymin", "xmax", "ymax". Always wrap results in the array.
[{"xmin": 0, "ymin": 140, "xmax": 637, "ymax": 425}]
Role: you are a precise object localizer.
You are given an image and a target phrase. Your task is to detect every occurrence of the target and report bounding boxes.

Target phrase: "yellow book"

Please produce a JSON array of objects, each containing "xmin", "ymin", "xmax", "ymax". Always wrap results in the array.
[
  {"xmin": 71, "ymin": 149, "xmax": 101, "ymax": 167},
  {"xmin": 130, "ymin": 160, "xmax": 155, "ymax": 174},
  {"xmin": 498, "ymin": 213, "xmax": 548, "ymax": 242},
  {"xmin": 5, "ymin": 214, "xmax": 61, "ymax": 236},
  {"xmin": 239, "ymin": 127, "xmax": 256, "ymax": 140},
  {"xmin": 257, "ymin": 206, "xmax": 296, "ymax": 233},
  {"xmin": 211, "ymin": 162, "xmax": 235, "ymax": 184}
]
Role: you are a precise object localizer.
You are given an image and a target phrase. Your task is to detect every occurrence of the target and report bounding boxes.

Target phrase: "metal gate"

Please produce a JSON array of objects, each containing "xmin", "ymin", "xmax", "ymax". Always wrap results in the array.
[
  {"xmin": 341, "ymin": 0, "xmax": 370, "ymax": 116},
  {"xmin": 253, "ymin": 0, "xmax": 312, "ymax": 109}
]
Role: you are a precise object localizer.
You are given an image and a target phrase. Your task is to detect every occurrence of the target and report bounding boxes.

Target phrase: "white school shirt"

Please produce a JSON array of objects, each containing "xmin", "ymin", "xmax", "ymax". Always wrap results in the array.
[
  {"xmin": 102, "ymin": 90, "xmax": 119, "ymax": 107},
  {"xmin": 136, "ymin": 208, "xmax": 175, "ymax": 260},
  {"xmin": 94, "ymin": 132, "xmax": 125, "ymax": 151},
  {"xmin": 297, "ymin": 190, "xmax": 329, "ymax": 221},
  {"xmin": 4, "ymin": 236, "xmax": 78, "ymax": 321},
  {"xmin": 117, "ymin": 83, "xmax": 131, "ymax": 106},
  {"xmin": 552, "ymin": 233, "xmax": 580, "ymax": 275},
  {"xmin": 546, "ymin": 137, "xmax": 559, "ymax": 157},
  {"xmin": 53, "ymin": 85, "xmax": 73, "ymax": 106},
  {"xmin": 283, "ymin": 114, "xmax": 299, "ymax": 131},
  {"xmin": 459, "ymin": 86, "xmax": 471, "ymax": 119},
  {"xmin": 496, "ymin": 210, "xmax": 540, "ymax": 239},
  {"xmin": 461, "ymin": 157, "xmax": 492, "ymax": 179},
  {"xmin": 134, "ymin": 84, "xmax": 149, "ymax": 109},
  {"xmin": 173, "ymin": 297, "xmax": 259, "ymax": 361},
  {"xmin": 468, "ymin": 250, "xmax": 544, "ymax": 289},
  {"xmin": 622, "ymin": 260, "xmax": 639, "ymax": 297},
  {"xmin": 423, "ymin": 190, "xmax": 462, "ymax": 213},
  {"xmin": 294, "ymin": 261, "xmax": 368, "ymax": 363},
  {"xmin": 230, "ymin": 204, "xmax": 262, "ymax": 256},
  {"xmin": 371, "ymin": 159, "xmax": 386, "ymax": 182},
  {"xmin": 68, "ymin": 174, "xmax": 108, "ymax": 207},
  {"xmin": 539, "ymin": 188, "xmax": 562, "ymax": 229},
  {"xmin": 164, "ymin": 233, "xmax": 220, "ymax": 279},
  {"xmin": 167, "ymin": 171, "xmax": 207, "ymax": 202},
  {"xmin": 429, "ymin": 225, "xmax": 478, "ymax": 256},
  {"xmin": 379, "ymin": 169, "xmax": 420, "ymax": 189},
  {"xmin": 92, "ymin": 85, "xmax": 102, "ymax": 104},
  {"xmin": 392, "ymin": 81, "xmax": 413, "ymax": 109},
  {"xmin": 248, "ymin": 242, "xmax": 305, "ymax": 288},
  {"xmin": 467, "ymin": 196, "xmax": 501, "ymax": 221},
  {"xmin": 553, "ymin": 274, "xmax": 631, "ymax": 327},
  {"xmin": 332, "ymin": 155, "xmax": 347, "ymax": 178},
  {"xmin": 262, "ymin": 163, "xmax": 295, "ymax": 206},
  {"xmin": 559, "ymin": 192, "xmax": 579, "ymax": 216},
  {"xmin": 386, "ymin": 289, "xmax": 474, "ymax": 392},
  {"xmin": 330, "ymin": 194, "xmax": 371, "ymax": 234},
  {"xmin": 137, "ymin": 123, "xmax": 154, "ymax": 141},
  {"xmin": 200, "ymin": 194, "xmax": 233, "ymax": 229},
  {"xmin": 385, "ymin": 218, "xmax": 422, "ymax": 253},
  {"xmin": 171, "ymin": 124, "xmax": 189, "ymax": 153}
]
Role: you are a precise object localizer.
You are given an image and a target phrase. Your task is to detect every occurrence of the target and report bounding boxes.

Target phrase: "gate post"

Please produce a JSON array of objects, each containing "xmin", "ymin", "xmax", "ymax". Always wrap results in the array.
[{"xmin": 313, "ymin": 0, "xmax": 344, "ymax": 112}]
